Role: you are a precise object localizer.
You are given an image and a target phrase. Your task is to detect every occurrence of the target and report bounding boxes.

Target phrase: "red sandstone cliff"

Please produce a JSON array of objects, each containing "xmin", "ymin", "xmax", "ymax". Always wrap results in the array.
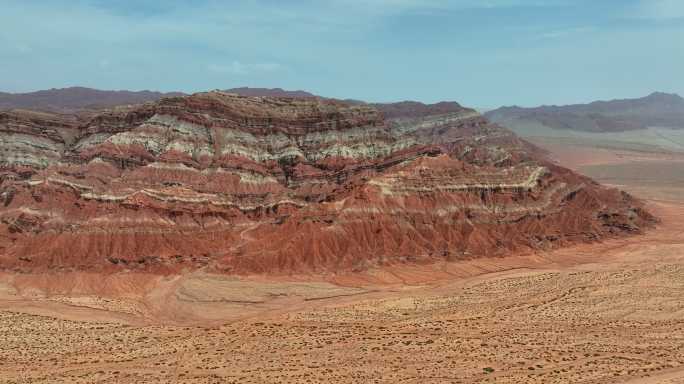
[{"xmin": 0, "ymin": 92, "xmax": 654, "ymax": 274}]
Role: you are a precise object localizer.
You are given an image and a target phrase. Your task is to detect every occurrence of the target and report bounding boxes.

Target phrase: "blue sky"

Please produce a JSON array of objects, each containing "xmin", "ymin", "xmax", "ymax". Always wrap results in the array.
[{"xmin": 1, "ymin": 0, "xmax": 683, "ymax": 107}]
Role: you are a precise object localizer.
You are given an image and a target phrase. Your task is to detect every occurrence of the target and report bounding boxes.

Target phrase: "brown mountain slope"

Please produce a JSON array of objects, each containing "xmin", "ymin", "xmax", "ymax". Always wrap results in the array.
[
  {"xmin": 486, "ymin": 92, "xmax": 684, "ymax": 132},
  {"xmin": 372, "ymin": 101, "xmax": 471, "ymax": 119},
  {"xmin": 0, "ymin": 92, "xmax": 654, "ymax": 274}
]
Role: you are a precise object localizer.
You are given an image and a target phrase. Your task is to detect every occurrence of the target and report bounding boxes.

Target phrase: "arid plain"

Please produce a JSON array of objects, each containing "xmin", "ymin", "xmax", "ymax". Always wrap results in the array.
[{"xmin": 1, "ymin": 142, "xmax": 684, "ymax": 383}]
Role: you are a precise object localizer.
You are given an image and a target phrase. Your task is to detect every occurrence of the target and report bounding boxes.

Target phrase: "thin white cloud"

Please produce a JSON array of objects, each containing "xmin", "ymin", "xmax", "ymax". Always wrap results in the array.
[
  {"xmin": 539, "ymin": 26, "xmax": 595, "ymax": 39},
  {"xmin": 627, "ymin": 0, "xmax": 684, "ymax": 20},
  {"xmin": 16, "ymin": 44, "xmax": 33, "ymax": 54},
  {"xmin": 209, "ymin": 62, "xmax": 247, "ymax": 75},
  {"xmin": 253, "ymin": 63, "xmax": 282, "ymax": 72},
  {"xmin": 332, "ymin": 0, "xmax": 567, "ymax": 10},
  {"xmin": 208, "ymin": 61, "xmax": 282, "ymax": 75}
]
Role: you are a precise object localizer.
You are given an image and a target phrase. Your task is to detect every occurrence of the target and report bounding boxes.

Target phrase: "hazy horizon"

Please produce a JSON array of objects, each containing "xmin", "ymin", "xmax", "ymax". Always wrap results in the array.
[
  {"xmin": 2, "ymin": 0, "xmax": 683, "ymax": 107},
  {"xmin": 1, "ymin": 85, "xmax": 681, "ymax": 111}
]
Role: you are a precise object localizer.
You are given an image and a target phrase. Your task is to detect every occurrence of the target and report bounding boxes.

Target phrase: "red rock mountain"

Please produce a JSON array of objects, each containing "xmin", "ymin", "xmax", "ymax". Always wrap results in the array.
[{"xmin": 0, "ymin": 92, "xmax": 654, "ymax": 273}]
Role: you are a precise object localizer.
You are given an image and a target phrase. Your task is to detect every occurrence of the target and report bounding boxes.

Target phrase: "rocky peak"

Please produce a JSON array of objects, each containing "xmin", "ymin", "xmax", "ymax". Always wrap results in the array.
[{"xmin": 644, "ymin": 91, "xmax": 684, "ymax": 105}]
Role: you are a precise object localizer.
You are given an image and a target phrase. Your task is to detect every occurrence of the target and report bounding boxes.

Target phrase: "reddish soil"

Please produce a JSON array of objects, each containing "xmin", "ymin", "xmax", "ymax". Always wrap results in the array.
[{"xmin": 0, "ymin": 194, "xmax": 681, "ymax": 383}]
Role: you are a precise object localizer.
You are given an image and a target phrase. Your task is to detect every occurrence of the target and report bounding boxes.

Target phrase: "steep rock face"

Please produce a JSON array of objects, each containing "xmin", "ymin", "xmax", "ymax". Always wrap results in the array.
[{"xmin": 0, "ymin": 92, "xmax": 654, "ymax": 273}]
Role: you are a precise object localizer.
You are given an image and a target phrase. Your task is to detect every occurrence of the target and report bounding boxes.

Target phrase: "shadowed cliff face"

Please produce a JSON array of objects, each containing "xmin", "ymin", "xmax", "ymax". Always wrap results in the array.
[{"xmin": 0, "ymin": 91, "xmax": 654, "ymax": 274}]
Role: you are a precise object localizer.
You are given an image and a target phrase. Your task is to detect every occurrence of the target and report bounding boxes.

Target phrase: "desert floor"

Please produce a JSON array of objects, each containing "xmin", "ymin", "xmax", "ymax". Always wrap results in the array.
[{"xmin": 1, "ymin": 143, "xmax": 684, "ymax": 383}]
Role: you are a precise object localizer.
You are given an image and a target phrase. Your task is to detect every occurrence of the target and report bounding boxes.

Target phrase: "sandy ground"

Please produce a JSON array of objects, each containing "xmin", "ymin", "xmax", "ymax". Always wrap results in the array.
[
  {"xmin": 1, "ymin": 143, "xmax": 684, "ymax": 383},
  {"xmin": 527, "ymin": 137, "xmax": 684, "ymax": 203},
  {"xmin": 525, "ymin": 137, "xmax": 684, "ymax": 170}
]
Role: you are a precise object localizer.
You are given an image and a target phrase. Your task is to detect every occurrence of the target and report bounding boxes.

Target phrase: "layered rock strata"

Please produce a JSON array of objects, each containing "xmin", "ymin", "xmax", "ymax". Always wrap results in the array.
[{"xmin": 0, "ymin": 92, "xmax": 654, "ymax": 273}]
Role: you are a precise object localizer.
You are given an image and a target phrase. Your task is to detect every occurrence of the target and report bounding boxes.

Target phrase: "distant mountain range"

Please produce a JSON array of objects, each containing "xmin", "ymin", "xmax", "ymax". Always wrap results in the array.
[
  {"xmin": 3, "ymin": 87, "xmax": 683, "ymax": 134},
  {"xmin": 0, "ymin": 87, "xmax": 328, "ymax": 113},
  {"xmin": 485, "ymin": 92, "xmax": 684, "ymax": 132},
  {"xmin": 0, "ymin": 87, "xmax": 184, "ymax": 113},
  {"xmin": 0, "ymin": 87, "xmax": 470, "ymax": 118}
]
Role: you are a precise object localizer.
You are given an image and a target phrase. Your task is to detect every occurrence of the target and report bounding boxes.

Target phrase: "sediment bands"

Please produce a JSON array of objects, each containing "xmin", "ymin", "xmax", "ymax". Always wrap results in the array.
[{"xmin": 0, "ymin": 92, "xmax": 655, "ymax": 273}]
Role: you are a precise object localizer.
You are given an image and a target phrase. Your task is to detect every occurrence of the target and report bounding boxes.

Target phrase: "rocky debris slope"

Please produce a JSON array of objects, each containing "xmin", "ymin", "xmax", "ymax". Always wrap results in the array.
[
  {"xmin": 486, "ymin": 92, "xmax": 684, "ymax": 132},
  {"xmin": 0, "ymin": 92, "xmax": 654, "ymax": 273}
]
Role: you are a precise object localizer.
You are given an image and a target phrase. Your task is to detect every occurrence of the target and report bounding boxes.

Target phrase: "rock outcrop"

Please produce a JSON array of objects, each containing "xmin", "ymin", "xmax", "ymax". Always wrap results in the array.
[{"xmin": 0, "ymin": 92, "xmax": 654, "ymax": 273}]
